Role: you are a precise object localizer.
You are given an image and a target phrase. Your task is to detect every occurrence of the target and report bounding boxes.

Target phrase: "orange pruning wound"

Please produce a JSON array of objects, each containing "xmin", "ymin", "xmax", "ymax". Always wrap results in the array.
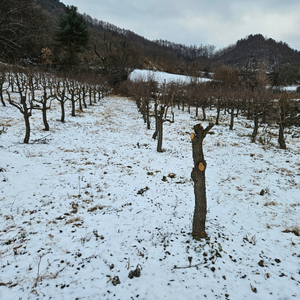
[
  {"xmin": 198, "ymin": 162, "xmax": 205, "ymax": 171},
  {"xmin": 190, "ymin": 133, "xmax": 195, "ymax": 140}
]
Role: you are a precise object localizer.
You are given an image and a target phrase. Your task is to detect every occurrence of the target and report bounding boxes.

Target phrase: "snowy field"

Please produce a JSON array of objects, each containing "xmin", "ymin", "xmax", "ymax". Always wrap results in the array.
[
  {"xmin": 130, "ymin": 69, "xmax": 211, "ymax": 85},
  {"xmin": 0, "ymin": 91, "xmax": 300, "ymax": 300}
]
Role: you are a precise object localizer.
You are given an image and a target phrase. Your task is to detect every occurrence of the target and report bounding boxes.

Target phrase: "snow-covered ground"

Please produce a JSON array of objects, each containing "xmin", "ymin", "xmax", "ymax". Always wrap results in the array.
[
  {"xmin": 130, "ymin": 69, "xmax": 211, "ymax": 85},
  {"xmin": 0, "ymin": 91, "xmax": 300, "ymax": 300}
]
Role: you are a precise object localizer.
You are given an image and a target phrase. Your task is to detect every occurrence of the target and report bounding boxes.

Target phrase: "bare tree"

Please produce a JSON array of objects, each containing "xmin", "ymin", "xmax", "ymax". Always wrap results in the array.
[
  {"xmin": 155, "ymin": 82, "xmax": 174, "ymax": 152},
  {"xmin": 0, "ymin": 67, "xmax": 8, "ymax": 106},
  {"xmin": 33, "ymin": 73, "xmax": 53, "ymax": 131},
  {"xmin": 65, "ymin": 77, "xmax": 79, "ymax": 117},
  {"xmin": 53, "ymin": 77, "xmax": 68, "ymax": 122},
  {"xmin": 250, "ymin": 66, "xmax": 272, "ymax": 142},
  {"xmin": 213, "ymin": 65, "xmax": 241, "ymax": 129},
  {"xmin": 7, "ymin": 69, "xmax": 34, "ymax": 143},
  {"xmin": 191, "ymin": 123, "xmax": 214, "ymax": 239},
  {"xmin": 276, "ymin": 91, "xmax": 292, "ymax": 149},
  {"xmin": 0, "ymin": 0, "xmax": 47, "ymax": 62}
]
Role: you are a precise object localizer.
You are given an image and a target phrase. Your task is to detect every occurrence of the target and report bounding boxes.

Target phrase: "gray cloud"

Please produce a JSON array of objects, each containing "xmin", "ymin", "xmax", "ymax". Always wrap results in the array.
[{"xmin": 61, "ymin": 0, "xmax": 300, "ymax": 50}]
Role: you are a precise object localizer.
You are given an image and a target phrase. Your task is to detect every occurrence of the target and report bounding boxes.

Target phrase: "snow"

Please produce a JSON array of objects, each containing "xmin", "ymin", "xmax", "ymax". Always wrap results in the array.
[
  {"xmin": 0, "ymin": 84, "xmax": 300, "ymax": 300},
  {"xmin": 130, "ymin": 69, "xmax": 211, "ymax": 85},
  {"xmin": 282, "ymin": 86, "xmax": 299, "ymax": 92}
]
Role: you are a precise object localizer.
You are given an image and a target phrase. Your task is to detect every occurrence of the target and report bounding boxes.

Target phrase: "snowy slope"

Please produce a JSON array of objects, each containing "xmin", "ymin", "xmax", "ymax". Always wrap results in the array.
[
  {"xmin": 0, "ymin": 92, "xmax": 300, "ymax": 300},
  {"xmin": 130, "ymin": 69, "xmax": 211, "ymax": 85}
]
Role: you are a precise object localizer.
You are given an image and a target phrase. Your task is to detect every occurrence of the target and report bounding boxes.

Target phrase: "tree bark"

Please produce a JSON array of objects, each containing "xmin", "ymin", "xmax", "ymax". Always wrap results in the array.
[
  {"xmin": 202, "ymin": 106, "xmax": 206, "ymax": 120},
  {"xmin": 42, "ymin": 101, "xmax": 49, "ymax": 131},
  {"xmin": 229, "ymin": 107, "xmax": 234, "ymax": 130},
  {"xmin": 71, "ymin": 93, "xmax": 76, "ymax": 116},
  {"xmin": 146, "ymin": 99, "xmax": 150, "ymax": 130},
  {"xmin": 278, "ymin": 124, "xmax": 286, "ymax": 149},
  {"xmin": 191, "ymin": 123, "xmax": 214, "ymax": 239},
  {"xmin": 216, "ymin": 105, "xmax": 220, "ymax": 125},
  {"xmin": 157, "ymin": 106, "xmax": 164, "ymax": 152},
  {"xmin": 24, "ymin": 114, "xmax": 31, "ymax": 144},
  {"xmin": 278, "ymin": 103, "xmax": 287, "ymax": 149},
  {"xmin": 251, "ymin": 108, "xmax": 259, "ymax": 143},
  {"xmin": 152, "ymin": 101, "xmax": 158, "ymax": 139},
  {"xmin": 60, "ymin": 101, "xmax": 65, "ymax": 123},
  {"xmin": 0, "ymin": 94, "xmax": 6, "ymax": 106},
  {"xmin": 278, "ymin": 108, "xmax": 286, "ymax": 149}
]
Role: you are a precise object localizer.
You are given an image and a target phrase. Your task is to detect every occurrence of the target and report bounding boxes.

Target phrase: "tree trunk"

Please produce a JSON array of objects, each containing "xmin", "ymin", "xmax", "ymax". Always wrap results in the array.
[
  {"xmin": 78, "ymin": 94, "xmax": 83, "ymax": 111},
  {"xmin": 216, "ymin": 105, "xmax": 220, "ymax": 125},
  {"xmin": 152, "ymin": 101, "xmax": 158, "ymax": 139},
  {"xmin": 24, "ymin": 114, "xmax": 31, "ymax": 144},
  {"xmin": 42, "ymin": 103, "xmax": 49, "ymax": 131},
  {"xmin": 93, "ymin": 90, "xmax": 97, "ymax": 103},
  {"xmin": 278, "ymin": 124, "xmax": 286, "ymax": 149},
  {"xmin": 191, "ymin": 123, "xmax": 214, "ymax": 240},
  {"xmin": 82, "ymin": 94, "xmax": 87, "ymax": 108},
  {"xmin": 251, "ymin": 109, "xmax": 259, "ymax": 143},
  {"xmin": 71, "ymin": 95, "xmax": 76, "ymax": 116},
  {"xmin": 278, "ymin": 108, "xmax": 286, "ymax": 149},
  {"xmin": 0, "ymin": 94, "xmax": 6, "ymax": 106},
  {"xmin": 229, "ymin": 107, "xmax": 234, "ymax": 130},
  {"xmin": 157, "ymin": 106, "xmax": 164, "ymax": 152},
  {"xmin": 60, "ymin": 101, "xmax": 65, "ymax": 123},
  {"xmin": 202, "ymin": 106, "xmax": 206, "ymax": 120},
  {"xmin": 89, "ymin": 89, "xmax": 93, "ymax": 105},
  {"xmin": 146, "ymin": 99, "xmax": 150, "ymax": 130}
]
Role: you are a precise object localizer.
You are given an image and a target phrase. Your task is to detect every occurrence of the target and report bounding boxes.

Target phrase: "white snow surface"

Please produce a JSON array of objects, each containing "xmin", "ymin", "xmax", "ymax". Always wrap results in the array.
[
  {"xmin": 130, "ymin": 69, "xmax": 211, "ymax": 85},
  {"xmin": 0, "ymin": 92, "xmax": 300, "ymax": 300}
]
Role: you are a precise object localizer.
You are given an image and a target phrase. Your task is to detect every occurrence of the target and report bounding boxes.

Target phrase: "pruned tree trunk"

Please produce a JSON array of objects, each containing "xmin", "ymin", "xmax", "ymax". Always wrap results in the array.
[
  {"xmin": 216, "ymin": 105, "xmax": 221, "ymax": 125},
  {"xmin": 146, "ymin": 99, "xmax": 150, "ymax": 130},
  {"xmin": 60, "ymin": 101, "xmax": 65, "ymax": 123},
  {"xmin": 42, "ymin": 101, "xmax": 49, "ymax": 131},
  {"xmin": 202, "ymin": 106, "xmax": 206, "ymax": 120},
  {"xmin": 81, "ymin": 86, "xmax": 87, "ymax": 108},
  {"xmin": 251, "ymin": 109, "xmax": 259, "ymax": 143},
  {"xmin": 0, "ymin": 73, "xmax": 7, "ymax": 106},
  {"xmin": 157, "ymin": 106, "xmax": 164, "ymax": 152},
  {"xmin": 89, "ymin": 87, "xmax": 93, "ymax": 105},
  {"xmin": 278, "ymin": 108, "xmax": 286, "ymax": 149},
  {"xmin": 191, "ymin": 123, "xmax": 214, "ymax": 240},
  {"xmin": 24, "ymin": 112, "xmax": 31, "ymax": 143},
  {"xmin": 152, "ymin": 101, "xmax": 158, "ymax": 139},
  {"xmin": 278, "ymin": 124, "xmax": 286, "ymax": 149},
  {"xmin": 78, "ymin": 93, "xmax": 83, "ymax": 111},
  {"xmin": 0, "ymin": 94, "xmax": 6, "ymax": 106},
  {"xmin": 229, "ymin": 107, "xmax": 235, "ymax": 130}
]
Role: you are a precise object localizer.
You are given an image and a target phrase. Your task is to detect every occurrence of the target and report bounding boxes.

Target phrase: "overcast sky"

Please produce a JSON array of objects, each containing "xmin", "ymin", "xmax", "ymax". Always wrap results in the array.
[{"xmin": 60, "ymin": 0, "xmax": 300, "ymax": 51}]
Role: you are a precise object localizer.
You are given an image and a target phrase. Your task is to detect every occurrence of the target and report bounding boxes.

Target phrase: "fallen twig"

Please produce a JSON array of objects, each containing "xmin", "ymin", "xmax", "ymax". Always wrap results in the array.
[
  {"xmin": 173, "ymin": 261, "xmax": 204, "ymax": 269},
  {"xmin": 0, "ymin": 126, "xmax": 7, "ymax": 135},
  {"xmin": 32, "ymin": 134, "xmax": 51, "ymax": 144}
]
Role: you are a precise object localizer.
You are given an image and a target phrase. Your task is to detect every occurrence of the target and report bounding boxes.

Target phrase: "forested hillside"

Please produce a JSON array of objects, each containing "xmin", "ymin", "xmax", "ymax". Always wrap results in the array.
[{"xmin": 1, "ymin": 0, "xmax": 300, "ymax": 85}]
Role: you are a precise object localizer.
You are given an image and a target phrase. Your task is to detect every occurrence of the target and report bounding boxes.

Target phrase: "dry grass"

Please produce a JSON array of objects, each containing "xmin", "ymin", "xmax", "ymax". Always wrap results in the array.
[
  {"xmin": 87, "ymin": 205, "xmax": 104, "ymax": 212},
  {"xmin": 65, "ymin": 216, "xmax": 82, "ymax": 224},
  {"xmin": 275, "ymin": 168, "xmax": 294, "ymax": 176},
  {"xmin": 282, "ymin": 225, "xmax": 300, "ymax": 236},
  {"xmin": 264, "ymin": 200, "xmax": 278, "ymax": 206}
]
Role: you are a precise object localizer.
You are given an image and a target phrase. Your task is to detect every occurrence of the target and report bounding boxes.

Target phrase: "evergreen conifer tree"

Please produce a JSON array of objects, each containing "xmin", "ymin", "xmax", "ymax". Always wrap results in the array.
[{"xmin": 55, "ymin": 5, "xmax": 89, "ymax": 68}]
